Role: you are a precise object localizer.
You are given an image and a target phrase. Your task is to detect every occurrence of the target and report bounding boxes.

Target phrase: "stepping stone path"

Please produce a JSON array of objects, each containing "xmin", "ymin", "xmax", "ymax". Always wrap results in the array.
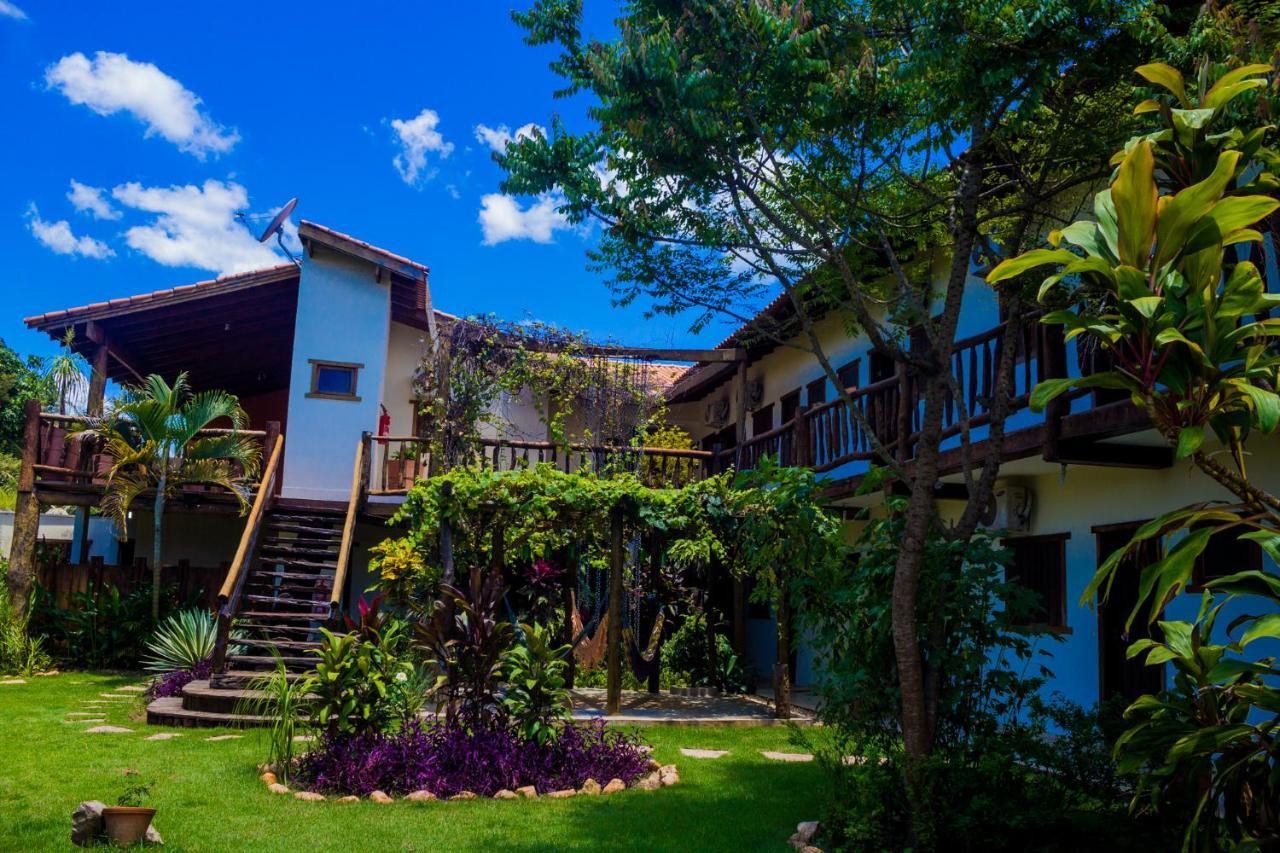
[
  {"xmin": 114, "ymin": 685, "xmax": 148, "ymax": 693},
  {"xmin": 205, "ymin": 735, "xmax": 243, "ymax": 742},
  {"xmin": 680, "ymin": 748, "xmax": 729, "ymax": 759},
  {"xmin": 64, "ymin": 718, "xmax": 107, "ymax": 725},
  {"xmin": 761, "ymin": 751, "xmax": 814, "ymax": 762},
  {"xmin": 98, "ymin": 693, "xmax": 133, "ymax": 699},
  {"xmin": 85, "ymin": 726, "xmax": 134, "ymax": 734},
  {"xmin": 66, "ymin": 712, "xmax": 101, "ymax": 717},
  {"xmin": 146, "ymin": 733, "xmax": 183, "ymax": 741},
  {"xmin": 293, "ymin": 735, "xmax": 315, "ymax": 742},
  {"xmin": 1, "ymin": 678, "xmax": 26, "ymax": 685}
]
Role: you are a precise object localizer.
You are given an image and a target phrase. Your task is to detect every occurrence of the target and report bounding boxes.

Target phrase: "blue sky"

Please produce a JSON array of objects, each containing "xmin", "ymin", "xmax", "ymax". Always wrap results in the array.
[{"xmin": 0, "ymin": 1, "xmax": 722, "ymax": 363}]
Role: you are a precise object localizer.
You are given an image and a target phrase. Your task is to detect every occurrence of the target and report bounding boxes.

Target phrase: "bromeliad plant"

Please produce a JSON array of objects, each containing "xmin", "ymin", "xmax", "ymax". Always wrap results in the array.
[{"xmin": 991, "ymin": 61, "xmax": 1280, "ymax": 850}]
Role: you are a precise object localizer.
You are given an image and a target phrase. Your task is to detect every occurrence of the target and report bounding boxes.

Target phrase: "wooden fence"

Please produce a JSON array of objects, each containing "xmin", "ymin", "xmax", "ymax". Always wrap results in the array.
[{"xmin": 36, "ymin": 558, "xmax": 224, "ymax": 611}]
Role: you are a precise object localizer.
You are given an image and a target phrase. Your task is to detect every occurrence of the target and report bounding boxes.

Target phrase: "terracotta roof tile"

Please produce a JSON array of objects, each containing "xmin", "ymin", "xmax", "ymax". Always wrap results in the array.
[{"xmin": 298, "ymin": 220, "xmax": 430, "ymax": 275}]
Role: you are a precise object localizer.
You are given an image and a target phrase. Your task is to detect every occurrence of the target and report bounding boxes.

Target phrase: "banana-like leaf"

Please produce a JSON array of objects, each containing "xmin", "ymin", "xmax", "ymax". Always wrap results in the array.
[
  {"xmin": 1135, "ymin": 62, "xmax": 1190, "ymax": 107},
  {"xmin": 1129, "ymin": 528, "xmax": 1213, "ymax": 628},
  {"xmin": 1175, "ymin": 425, "xmax": 1204, "ymax": 459},
  {"xmin": 1240, "ymin": 613, "xmax": 1280, "ymax": 647},
  {"xmin": 1204, "ymin": 63, "xmax": 1274, "ymax": 108},
  {"xmin": 1028, "ymin": 372, "xmax": 1131, "ymax": 413},
  {"xmin": 987, "ymin": 248, "xmax": 1079, "ymax": 284},
  {"xmin": 1112, "ymin": 141, "xmax": 1157, "ymax": 267},
  {"xmin": 1152, "ymin": 150, "xmax": 1240, "ymax": 270},
  {"xmin": 1239, "ymin": 384, "xmax": 1280, "ymax": 432}
]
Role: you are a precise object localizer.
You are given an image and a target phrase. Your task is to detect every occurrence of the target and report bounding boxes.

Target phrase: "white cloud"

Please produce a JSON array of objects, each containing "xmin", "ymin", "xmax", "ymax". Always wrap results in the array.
[
  {"xmin": 390, "ymin": 108, "xmax": 453, "ymax": 185},
  {"xmin": 0, "ymin": 1, "xmax": 27, "ymax": 20},
  {"xmin": 67, "ymin": 180, "xmax": 121, "ymax": 220},
  {"xmin": 26, "ymin": 204, "xmax": 114, "ymax": 259},
  {"xmin": 473, "ymin": 122, "xmax": 544, "ymax": 154},
  {"xmin": 45, "ymin": 51, "xmax": 238, "ymax": 159},
  {"xmin": 478, "ymin": 192, "xmax": 577, "ymax": 245},
  {"xmin": 110, "ymin": 179, "xmax": 285, "ymax": 275}
]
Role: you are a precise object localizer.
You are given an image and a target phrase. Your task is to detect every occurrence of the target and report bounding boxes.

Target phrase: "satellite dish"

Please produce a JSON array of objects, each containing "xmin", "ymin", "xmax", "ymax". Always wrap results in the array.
[{"xmin": 257, "ymin": 197, "xmax": 300, "ymax": 265}]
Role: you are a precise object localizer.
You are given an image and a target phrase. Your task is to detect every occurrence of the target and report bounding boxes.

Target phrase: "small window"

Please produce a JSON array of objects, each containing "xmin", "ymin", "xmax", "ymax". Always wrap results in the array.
[
  {"xmin": 1004, "ymin": 534, "xmax": 1069, "ymax": 630},
  {"xmin": 806, "ymin": 377, "xmax": 827, "ymax": 407},
  {"xmin": 780, "ymin": 389, "xmax": 802, "ymax": 425},
  {"xmin": 1192, "ymin": 526, "xmax": 1262, "ymax": 589},
  {"xmin": 751, "ymin": 403, "xmax": 774, "ymax": 436},
  {"xmin": 836, "ymin": 359, "xmax": 860, "ymax": 392},
  {"xmin": 307, "ymin": 359, "xmax": 362, "ymax": 401}
]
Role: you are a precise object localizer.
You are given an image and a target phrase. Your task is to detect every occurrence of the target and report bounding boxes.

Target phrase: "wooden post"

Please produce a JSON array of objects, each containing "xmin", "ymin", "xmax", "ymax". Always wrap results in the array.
[
  {"xmin": 734, "ymin": 361, "xmax": 748, "ymax": 446},
  {"xmin": 359, "ymin": 432, "xmax": 373, "ymax": 506},
  {"xmin": 895, "ymin": 361, "xmax": 913, "ymax": 463},
  {"xmin": 439, "ymin": 481, "xmax": 455, "ymax": 587},
  {"xmin": 1041, "ymin": 325, "xmax": 1068, "ymax": 463},
  {"xmin": 6, "ymin": 400, "xmax": 42, "ymax": 622},
  {"xmin": 606, "ymin": 503, "xmax": 625, "ymax": 715},
  {"xmin": 562, "ymin": 546, "xmax": 578, "ymax": 689},
  {"xmin": 793, "ymin": 404, "xmax": 811, "ymax": 468},
  {"xmin": 647, "ymin": 538, "xmax": 662, "ymax": 694},
  {"xmin": 87, "ymin": 342, "xmax": 108, "ymax": 418}
]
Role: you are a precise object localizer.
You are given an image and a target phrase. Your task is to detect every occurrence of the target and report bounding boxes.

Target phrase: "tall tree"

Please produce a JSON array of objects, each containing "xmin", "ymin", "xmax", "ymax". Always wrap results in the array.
[
  {"xmin": 0, "ymin": 339, "xmax": 52, "ymax": 457},
  {"xmin": 500, "ymin": 0, "xmax": 1164, "ymax": 825},
  {"xmin": 79, "ymin": 374, "xmax": 261, "ymax": 618}
]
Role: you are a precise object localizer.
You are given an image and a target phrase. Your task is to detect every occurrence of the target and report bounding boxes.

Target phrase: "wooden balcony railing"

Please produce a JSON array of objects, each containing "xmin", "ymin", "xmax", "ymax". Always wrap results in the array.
[
  {"xmin": 724, "ymin": 315, "xmax": 1069, "ymax": 476},
  {"xmin": 30, "ymin": 412, "xmax": 271, "ymax": 496},
  {"xmin": 366, "ymin": 434, "xmax": 714, "ymax": 495}
]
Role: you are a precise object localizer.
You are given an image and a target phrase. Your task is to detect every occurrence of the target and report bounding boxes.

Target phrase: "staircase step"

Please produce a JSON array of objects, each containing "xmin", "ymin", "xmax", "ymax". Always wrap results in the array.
[
  {"xmin": 260, "ymin": 545, "xmax": 340, "ymax": 560},
  {"xmin": 269, "ymin": 513, "xmax": 343, "ymax": 524},
  {"xmin": 210, "ymin": 669, "xmax": 312, "ymax": 689},
  {"xmin": 238, "ymin": 610, "xmax": 330, "ymax": 623},
  {"xmin": 228, "ymin": 653, "xmax": 315, "ymax": 669},
  {"xmin": 146, "ymin": 694, "xmax": 273, "ymax": 728},
  {"xmin": 247, "ymin": 570, "xmax": 335, "ymax": 582},
  {"xmin": 245, "ymin": 584, "xmax": 333, "ymax": 598},
  {"xmin": 261, "ymin": 536, "xmax": 341, "ymax": 549},
  {"xmin": 259, "ymin": 558, "xmax": 339, "ymax": 571},
  {"xmin": 242, "ymin": 594, "xmax": 328, "ymax": 609},
  {"xmin": 263, "ymin": 524, "xmax": 342, "ymax": 537},
  {"xmin": 234, "ymin": 622, "xmax": 324, "ymax": 637},
  {"xmin": 235, "ymin": 637, "xmax": 321, "ymax": 651}
]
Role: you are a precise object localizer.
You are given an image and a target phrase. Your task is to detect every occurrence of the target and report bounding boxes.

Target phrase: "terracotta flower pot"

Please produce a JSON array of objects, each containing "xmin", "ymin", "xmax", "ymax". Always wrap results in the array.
[
  {"xmin": 101, "ymin": 806, "xmax": 156, "ymax": 846},
  {"xmin": 401, "ymin": 458, "xmax": 419, "ymax": 488}
]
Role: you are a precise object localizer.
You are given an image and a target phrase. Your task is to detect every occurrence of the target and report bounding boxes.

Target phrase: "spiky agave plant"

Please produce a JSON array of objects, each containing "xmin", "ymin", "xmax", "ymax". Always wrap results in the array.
[{"xmin": 142, "ymin": 609, "xmax": 218, "ymax": 673}]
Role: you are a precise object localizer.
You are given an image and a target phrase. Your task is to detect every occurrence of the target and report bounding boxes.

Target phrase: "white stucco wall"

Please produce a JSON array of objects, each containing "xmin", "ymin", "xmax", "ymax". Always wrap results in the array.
[{"xmin": 282, "ymin": 249, "xmax": 392, "ymax": 501}]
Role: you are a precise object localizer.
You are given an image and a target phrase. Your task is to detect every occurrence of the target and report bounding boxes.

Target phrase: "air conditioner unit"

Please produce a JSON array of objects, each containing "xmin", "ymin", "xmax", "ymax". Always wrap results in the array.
[
  {"xmin": 980, "ymin": 483, "xmax": 1033, "ymax": 533},
  {"xmin": 704, "ymin": 399, "xmax": 730, "ymax": 427},
  {"xmin": 745, "ymin": 379, "xmax": 764, "ymax": 410}
]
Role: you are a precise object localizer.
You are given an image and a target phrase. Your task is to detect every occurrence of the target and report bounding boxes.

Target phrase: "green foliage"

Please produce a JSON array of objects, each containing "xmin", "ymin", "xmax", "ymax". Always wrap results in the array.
[
  {"xmin": 309, "ymin": 598, "xmax": 413, "ymax": 738},
  {"xmin": 142, "ymin": 608, "xmax": 217, "ymax": 673},
  {"xmin": 0, "ymin": 453, "xmax": 19, "ymax": 510},
  {"xmin": 0, "ymin": 582, "xmax": 52, "ymax": 676},
  {"xmin": 659, "ymin": 614, "xmax": 745, "ymax": 694},
  {"xmin": 0, "ymin": 337, "xmax": 52, "ymax": 456},
  {"xmin": 115, "ymin": 781, "xmax": 151, "ymax": 808},
  {"xmin": 237, "ymin": 653, "xmax": 313, "ymax": 783},
  {"xmin": 33, "ymin": 582, "xmax": 155, "ymax": 669},
  {"xmin": 1008, "ymin": 60, "xmax": 1280, "ymax": 850},
  {"xmin": 501, "ymin": 622, "xmax": 571, "ymax": 745}
]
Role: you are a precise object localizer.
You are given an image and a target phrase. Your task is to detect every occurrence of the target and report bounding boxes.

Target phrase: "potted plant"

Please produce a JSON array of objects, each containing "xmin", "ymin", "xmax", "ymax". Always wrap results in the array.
[
  {"xmin": 387, "ymin": 444, "xmax": 419, "ymax": 489},
  {"xmin": 102, "ymin": 782, "xmax": 156, "ymax": 846}
]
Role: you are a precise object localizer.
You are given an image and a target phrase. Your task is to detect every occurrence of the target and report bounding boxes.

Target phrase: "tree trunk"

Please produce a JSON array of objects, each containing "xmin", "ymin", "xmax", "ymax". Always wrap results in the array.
[
  {"xmin": 6, "ymin": 399, "xmax": 42, "ymax": 623},
  {"xmin": 152, "ymin": 473, "xmax": 166, "ymax": 620}
]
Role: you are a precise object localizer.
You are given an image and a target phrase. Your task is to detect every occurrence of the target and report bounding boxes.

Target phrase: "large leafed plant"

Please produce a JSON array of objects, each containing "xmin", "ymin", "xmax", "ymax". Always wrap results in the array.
[{"xmin": 990, "ymin": 61, "xmax": 1279, "ymax": 849}]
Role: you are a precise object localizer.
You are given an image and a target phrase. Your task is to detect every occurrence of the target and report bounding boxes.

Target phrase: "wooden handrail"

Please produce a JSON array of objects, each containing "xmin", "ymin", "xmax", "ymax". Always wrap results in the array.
[
  {"xmin": 330, "ymin": 436, "xmax": 366, "ymax": 621},
  {"xmin": 374, "ymin": 434, "xmax": 713, "ymax": 459},
  {"xmin": 36, "ymin": 411, "xmax": 269, "ymax": 438},
  {"xmin": 212, "ymin": 431, "xmax": 283, "ymax": 672}
]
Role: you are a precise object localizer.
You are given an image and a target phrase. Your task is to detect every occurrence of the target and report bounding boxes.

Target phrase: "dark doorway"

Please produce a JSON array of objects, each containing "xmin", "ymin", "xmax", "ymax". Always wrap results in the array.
[{"xmin": 1095, "ymin": 523, "xmax": 1165, "ymax": 703}]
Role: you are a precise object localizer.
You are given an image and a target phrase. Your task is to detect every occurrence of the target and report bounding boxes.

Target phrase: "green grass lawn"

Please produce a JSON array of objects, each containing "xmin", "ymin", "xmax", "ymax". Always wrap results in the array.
[{"xmin": 0, "ymin": 673, "xmax": 823, "ymax": 851}]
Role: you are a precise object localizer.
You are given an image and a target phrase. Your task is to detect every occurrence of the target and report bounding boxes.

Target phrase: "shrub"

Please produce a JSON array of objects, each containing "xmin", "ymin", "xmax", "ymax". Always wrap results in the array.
[
  {"xmin": 0, "ymin": 584, "xmax": 52, "ymax": 676},
  {"xmin": 142, "ymin": 608, "xmax": 217, "ymax": 672},
  {"xmin": 660, "ymin": 613, "xmax": 746, "ymax": 693},
  {"xmin": 296, "ymin": 718, "xmax": 649, "ymax": 798},
  {"xmin": 32, "ymin": 581, "xmax": 154, "ymax": 669},
  {"xmin": 502, "ymin": 622, "xmax": 571, "ymax": 745}
]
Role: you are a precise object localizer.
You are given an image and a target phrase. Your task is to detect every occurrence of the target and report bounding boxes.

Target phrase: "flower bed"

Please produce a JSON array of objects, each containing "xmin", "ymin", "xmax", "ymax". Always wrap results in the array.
[
  {"xmin": 294, "ymin": 719, "xmax": 651, "ymax": 799},
  {"xmin": 146, "ymin": 658, "xmax": 212, "ymax": 699}
]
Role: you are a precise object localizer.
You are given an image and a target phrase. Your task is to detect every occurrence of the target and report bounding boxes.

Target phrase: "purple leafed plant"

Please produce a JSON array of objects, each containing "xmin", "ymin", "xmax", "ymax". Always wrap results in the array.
[
  {"xmin": 147, "ymin": 657, "xmax": 213, "ymax": 699},
  {"xmin": 296, "ymin": 719, "xmax": 650, "ymax": 798}
]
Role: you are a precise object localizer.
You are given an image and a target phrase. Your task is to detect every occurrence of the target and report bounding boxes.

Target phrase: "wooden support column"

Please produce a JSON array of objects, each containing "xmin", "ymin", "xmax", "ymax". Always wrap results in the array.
[
  {"xmin": 6, "ymin": 399, "xmax": 42, "ymax": 623},
  {"xmin": 734, "ymin": 362, "xmax": 748, "ymax": 446},
  {"xmin": 87, "ymin": 341, "xmax": 108, "ymax": 418},
  {"xmin": 605, "ymin": 503, "xmax": 625, "ymax": 715},
  {"xmin": 562, "ymin": 546, "xmax": 578, "ymax": 689},
  {"xmin": 793, "ymin": 404, "xmax": 811, "ymax": 468},
  {"xmin": 895, "ymin": 362, "xmax": 913, "ymax": 464},
  {"xmin": 1041, "ymin": 325, "xmax": 1069, "ymax": 463}
]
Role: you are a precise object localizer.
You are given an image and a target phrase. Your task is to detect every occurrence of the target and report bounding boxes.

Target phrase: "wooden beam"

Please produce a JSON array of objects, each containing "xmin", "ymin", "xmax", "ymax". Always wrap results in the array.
[
  {"xmin": 84, "ymin": 321, "xmax": 145, "ymax": 384},
  {"xmin": 86, "ymin": 342, "xmax": 108, "ymax": 418},
  {"xmin": 1055, "ymin": 439, "xmax": 1173, "ymax": 470}
]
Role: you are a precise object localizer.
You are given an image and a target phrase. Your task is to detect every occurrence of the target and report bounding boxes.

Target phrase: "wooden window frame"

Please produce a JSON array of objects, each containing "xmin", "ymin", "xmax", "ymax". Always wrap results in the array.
[
  {"xmin": 1004, "ymin": 532, "xmax": 1071, "ymax": 634},
  {"xmin": 780, "ymin": 388, "xmax": 802, "ymax": 425},
  {"xmin": 836, "ymin": 358, "xmax": 861, "ymax": 392},
  {"xmin": 751, "ymin": 403, "xmax": 775, "ymax": 437},
  {"xmin": 806, "ymin": 377, "xmax": 827, "ymax": 407},
  {"xmin": 306, "ymin": 359, "xmax": 363, "ymax": 402}
]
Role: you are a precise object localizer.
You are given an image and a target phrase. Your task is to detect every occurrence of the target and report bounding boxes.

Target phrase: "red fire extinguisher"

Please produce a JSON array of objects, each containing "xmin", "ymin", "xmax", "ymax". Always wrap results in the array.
[{"xmin": 378, "ymin": 404, "xmax": 391, "ymax": 443}]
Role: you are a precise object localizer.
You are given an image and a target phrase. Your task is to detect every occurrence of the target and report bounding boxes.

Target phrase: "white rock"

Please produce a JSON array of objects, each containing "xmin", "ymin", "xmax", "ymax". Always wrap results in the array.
[
  {"xmin": 761, "ymin": 751, "xmax": 814, "ymax": 762},
  {"xmin": 680, "ymin": 748, "xmax": 728, "ymax": 759},
  {"xmin": 84, "ymin": 726, "xmax": 133, "ymax": 734},
  {"xmin": 145, "ymin": 733, "xmax": 182, "ymax": 741},
  {"xmin": 204, "ymin": 734, "xmax": 242, "ymax": 741}
]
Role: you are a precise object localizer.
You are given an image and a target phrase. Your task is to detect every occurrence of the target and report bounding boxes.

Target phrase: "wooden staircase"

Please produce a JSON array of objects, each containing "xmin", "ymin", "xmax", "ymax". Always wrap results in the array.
[{"xmin": 147, "ymin": 433, "xmax": 368, "ymax": 727}]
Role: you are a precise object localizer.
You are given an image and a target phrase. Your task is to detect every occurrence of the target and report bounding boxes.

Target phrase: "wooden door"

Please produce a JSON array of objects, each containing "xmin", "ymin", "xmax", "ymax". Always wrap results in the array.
[{"xmin": 1095, "ymin": 524, "xmax": 1165, "ymax": 703}]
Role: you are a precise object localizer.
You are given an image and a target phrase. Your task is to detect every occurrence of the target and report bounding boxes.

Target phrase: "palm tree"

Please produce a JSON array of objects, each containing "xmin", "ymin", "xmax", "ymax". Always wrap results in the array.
[
  {"xmin": 78, "ymin": 373, "xmax": 262, "ymax": 618},
  {"xmin": 45, "ymin": 329, "xmax": 87, "ymax": 415}
]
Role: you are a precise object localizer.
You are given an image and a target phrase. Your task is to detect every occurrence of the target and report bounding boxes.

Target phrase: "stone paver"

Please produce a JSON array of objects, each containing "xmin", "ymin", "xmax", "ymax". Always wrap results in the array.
[
  {"xmin": 114, "ymin": 685, "xmax": 148, "ymax": 693},
  {"xmin": 680, "ymin": 748, "xmax": 729, "ymax": 759},
  {"xmin": 98, "ymin": 693, "xmax": 133, "ymax": 699},
  {"xmin": 64, "ymin": 718, "xmax": 107, "ymax": 725},
  {"xmin": 84, "ymin": 726, "xmax": 134, "ymax": 734},
  {"xmin": 146, "ymin": 733, "xmax": 183, "ymax": 741},
  {"xmin": 205, "ymin": 734, "xmax": 243, "ymax": 741},
  {"xmin": 1, "ymin": 678, "xmax": 27, "ymax": 685},
  {"xmin": 761, "ymin": 751, "xmax": 814, "ymax": 762},
  {"xmin": 293, "ymin": 734, "xmax": 315, "ymax": 742},
  {"xmin": 65, "ymin": 712, "xmax": 101, "ymax": 717}
]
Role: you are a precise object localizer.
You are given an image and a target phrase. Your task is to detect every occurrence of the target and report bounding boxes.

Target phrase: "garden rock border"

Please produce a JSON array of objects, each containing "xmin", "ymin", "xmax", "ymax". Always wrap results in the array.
[{"xmin": 255, "ymin": 764, "xmax": 678, "ymax": 803}]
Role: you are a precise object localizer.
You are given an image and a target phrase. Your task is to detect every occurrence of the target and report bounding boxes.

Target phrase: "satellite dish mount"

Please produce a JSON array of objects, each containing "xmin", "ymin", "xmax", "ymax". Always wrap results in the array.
[{"xmin": 257, "ymin": 197, "xmax": 300, "ymax": 266}]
